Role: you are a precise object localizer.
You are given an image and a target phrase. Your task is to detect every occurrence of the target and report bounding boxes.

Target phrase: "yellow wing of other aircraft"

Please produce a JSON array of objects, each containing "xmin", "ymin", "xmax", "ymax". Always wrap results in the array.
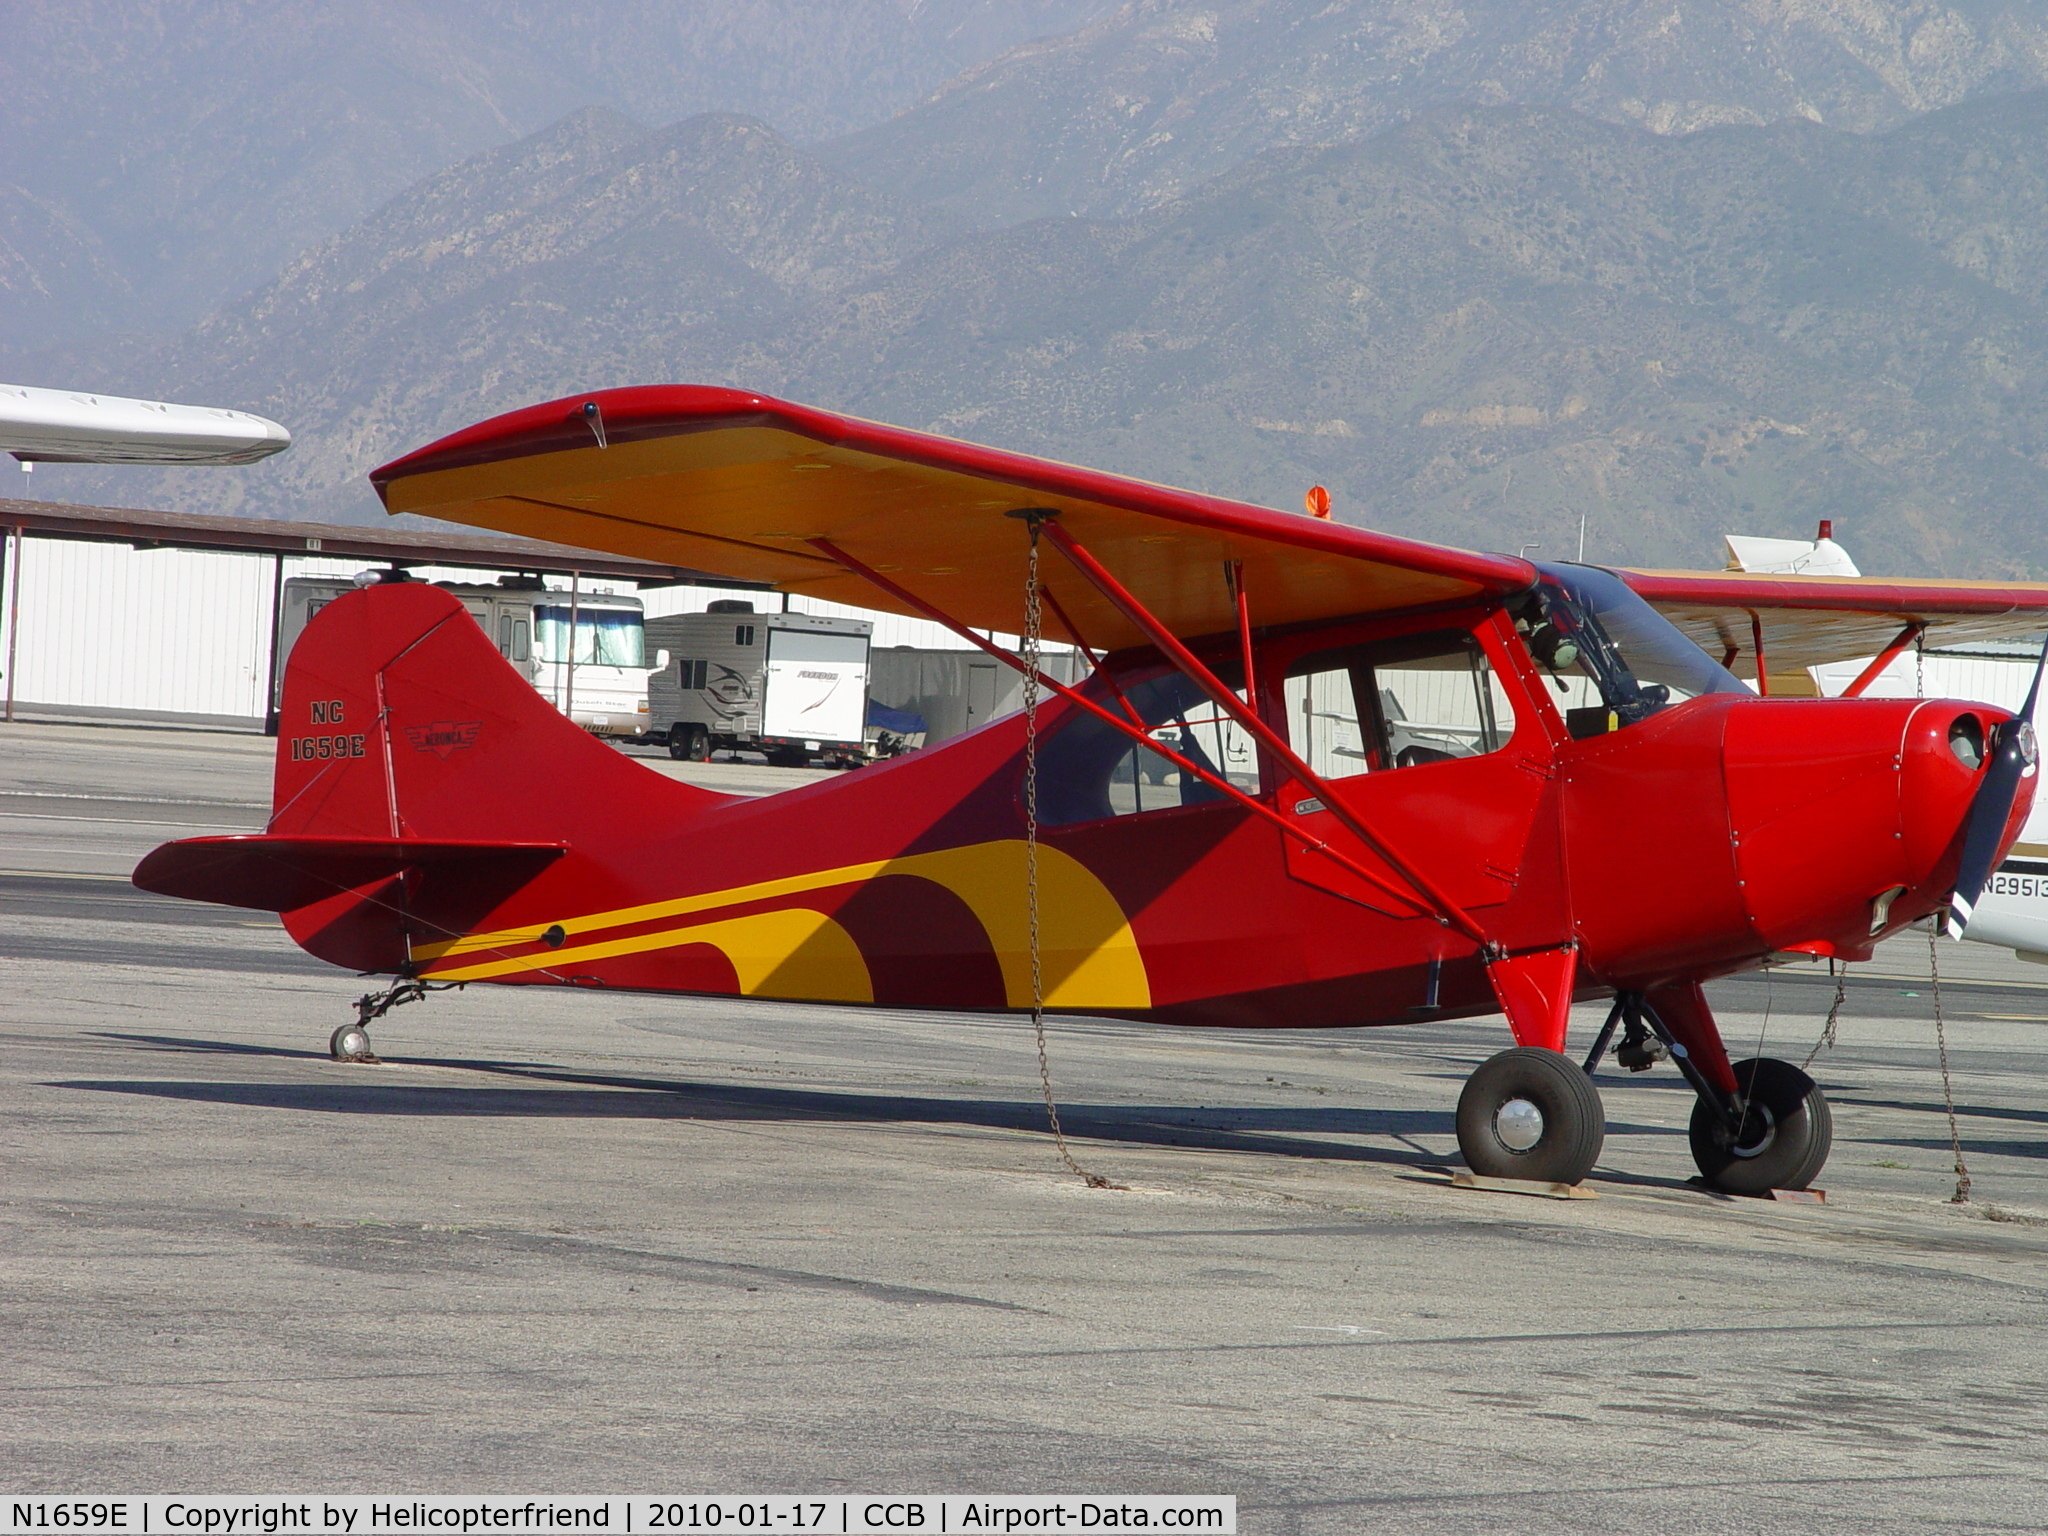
[{"xmin": 1624, "ymin": 569, "xmax": 2048, "ymax": 691}]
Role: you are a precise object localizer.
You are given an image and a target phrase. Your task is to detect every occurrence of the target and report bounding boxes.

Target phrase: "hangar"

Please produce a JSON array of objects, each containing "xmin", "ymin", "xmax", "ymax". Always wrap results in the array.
[{"xmin": 0, "ymin": 496, "xmax": 993, "ymax": 734}]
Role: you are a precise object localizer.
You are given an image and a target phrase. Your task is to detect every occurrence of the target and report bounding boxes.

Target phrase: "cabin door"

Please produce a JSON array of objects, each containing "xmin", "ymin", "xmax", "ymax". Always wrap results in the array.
[{"xmin": 1269, "ymin": 615, "xmax": 1566, "ymax": 957}]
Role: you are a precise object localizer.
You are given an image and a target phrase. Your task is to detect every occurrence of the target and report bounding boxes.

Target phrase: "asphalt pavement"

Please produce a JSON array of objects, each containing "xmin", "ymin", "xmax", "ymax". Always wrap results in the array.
[{"xmin": 5, "ymin": 719, "xmax": 2048, "ymax": 1531}]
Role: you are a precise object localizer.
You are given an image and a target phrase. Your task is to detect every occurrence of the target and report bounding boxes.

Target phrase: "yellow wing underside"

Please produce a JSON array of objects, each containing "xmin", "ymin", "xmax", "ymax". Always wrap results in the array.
[{"xmin": 383, "ymin": 425, "xmax": 1503, "ymax": 649}]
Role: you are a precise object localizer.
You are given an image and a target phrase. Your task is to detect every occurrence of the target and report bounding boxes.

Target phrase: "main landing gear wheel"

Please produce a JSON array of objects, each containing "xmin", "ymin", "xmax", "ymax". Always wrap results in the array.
[
  {"xmin": 329, "ymin": 1022, "xmax": 376, "ymax": 1063},
  {"xmin": 1456, "ymin": 1047, "xmax": 1605, "ymax": 1185},
  {"xmin": 1690, "ymin": 1057, "xmax": 1831, "ymax": 1194}
]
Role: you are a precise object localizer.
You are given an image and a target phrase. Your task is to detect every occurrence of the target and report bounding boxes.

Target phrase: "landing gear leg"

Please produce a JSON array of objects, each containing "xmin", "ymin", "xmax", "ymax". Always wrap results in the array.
[
  {"xmin": 329, "ymin": 977, "xmax": 464, "ymax": 1064},
  {"xmin": 1464, "ymin": 946, "xmax": 1604, "ymax": 1183},
  {"xmin": 1688, "ymin": 1058, "xmax": 1833, "ymax": 1194},
  {"xmin": 1627, "ymin": 983, "xmax": 1833, "ymax": 1193}
]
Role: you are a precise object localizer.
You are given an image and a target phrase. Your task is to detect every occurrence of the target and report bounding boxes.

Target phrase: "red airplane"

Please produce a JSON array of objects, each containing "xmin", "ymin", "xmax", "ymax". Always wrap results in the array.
[{"xmin": 136, "ymin": 387, "xmax": 2048, "ymax": 1196}]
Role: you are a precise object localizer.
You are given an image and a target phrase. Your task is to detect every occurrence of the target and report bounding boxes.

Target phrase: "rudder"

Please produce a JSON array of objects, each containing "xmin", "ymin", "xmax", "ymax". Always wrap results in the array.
[
  {"xmin": 137, "ymin": 581, "xmax": 734, "ymax": 973},
  {"xmin": 271, "ymin": 580, "xmax": 728, "ymax": 843}
]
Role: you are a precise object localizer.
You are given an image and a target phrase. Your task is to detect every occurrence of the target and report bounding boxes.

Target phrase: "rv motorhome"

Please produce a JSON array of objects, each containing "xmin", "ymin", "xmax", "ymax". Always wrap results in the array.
[
  {"xmin": 278, "ymin": 575, "xmax": 654, "ymax": 737},
  {"xmin": 645, "ymin": 602, "xmax": 870, "ymax": 767}
]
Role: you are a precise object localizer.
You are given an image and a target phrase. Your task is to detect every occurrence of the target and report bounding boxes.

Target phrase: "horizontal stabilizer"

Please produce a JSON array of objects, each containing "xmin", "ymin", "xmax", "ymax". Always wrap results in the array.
[{"xmin": 133, "ymin": 834, "xmax": 567, "ymax": 914}]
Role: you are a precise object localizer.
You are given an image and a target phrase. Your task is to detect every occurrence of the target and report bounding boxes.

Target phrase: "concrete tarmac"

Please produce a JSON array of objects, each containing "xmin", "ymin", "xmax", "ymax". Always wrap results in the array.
[{"xmin": 5, "ymin": 720, "xmax": 2048, "ymax": 1530}]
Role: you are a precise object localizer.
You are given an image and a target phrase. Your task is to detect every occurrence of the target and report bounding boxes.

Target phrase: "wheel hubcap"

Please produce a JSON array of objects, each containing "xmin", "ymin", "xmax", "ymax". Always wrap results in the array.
[
  {"xmin": 1729, "ymin": 1101, "xmax": 1777, "ymax": 1158},
  {"xmin": 1495, "ymin": 1096, "xmax": 1545, "ymax": 1152}
]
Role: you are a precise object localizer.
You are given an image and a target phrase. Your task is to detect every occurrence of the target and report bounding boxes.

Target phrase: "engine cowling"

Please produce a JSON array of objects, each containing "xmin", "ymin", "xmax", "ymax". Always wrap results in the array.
[{"xmin": 1561, "ymin": 694, "xmax": 2024, "ymax": 987}]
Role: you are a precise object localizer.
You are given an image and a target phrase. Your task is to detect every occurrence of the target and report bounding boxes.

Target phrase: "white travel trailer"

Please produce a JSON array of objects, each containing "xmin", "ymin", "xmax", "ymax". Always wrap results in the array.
[
  {"xmin": 279, "ymin": 574, "xmax": 654, "ymax": 737},
  {"xmin": 645, "ymin": 602, "xmax": 870, "ymax": 767}
]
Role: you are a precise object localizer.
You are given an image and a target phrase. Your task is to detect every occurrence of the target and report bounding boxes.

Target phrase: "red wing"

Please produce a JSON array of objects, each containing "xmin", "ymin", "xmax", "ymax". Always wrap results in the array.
[{"xmin": 371, "ymin": 386, "xmax": 1535, "ymax": 648}]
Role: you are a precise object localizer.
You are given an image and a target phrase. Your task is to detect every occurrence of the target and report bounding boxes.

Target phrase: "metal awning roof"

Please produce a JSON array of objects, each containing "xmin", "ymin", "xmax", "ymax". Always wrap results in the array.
[{"xmin": 0, "ymin": 496, "xmax": 760, "ymax": 588}]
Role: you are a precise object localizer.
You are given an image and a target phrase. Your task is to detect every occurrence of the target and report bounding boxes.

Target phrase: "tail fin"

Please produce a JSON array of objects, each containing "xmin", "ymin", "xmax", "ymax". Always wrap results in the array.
[{"xmin": 136, "ymin": 582, "xmax": 732, "ymax": 971}]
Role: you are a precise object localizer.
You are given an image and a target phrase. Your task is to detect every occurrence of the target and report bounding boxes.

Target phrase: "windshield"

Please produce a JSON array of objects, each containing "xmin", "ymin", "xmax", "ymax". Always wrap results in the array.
[
  {"xmin": 1519, "ymin": 562, "xmax": 1747, "ymax": 733},
  {"xmin": 536, "ymin": 605, "xmax": 647, "ymax": 668}
]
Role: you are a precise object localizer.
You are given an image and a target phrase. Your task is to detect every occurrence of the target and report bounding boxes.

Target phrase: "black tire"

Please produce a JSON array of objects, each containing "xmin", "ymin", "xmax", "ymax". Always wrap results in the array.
[
  {"xmin": 1456, "ymin": 1047, "xmax": 1605, "ymax": 1185},
  {"xmin": 665, "ymin": 726, "xmax": 689, "ymax": 760},
  {"xmin": 1690, "ymin": 1057, "xmax": 1831, "ymax": 1194},
  {"xmin": 330, "ymin": 1023, "xmax": 375, "ymax": 1063}
]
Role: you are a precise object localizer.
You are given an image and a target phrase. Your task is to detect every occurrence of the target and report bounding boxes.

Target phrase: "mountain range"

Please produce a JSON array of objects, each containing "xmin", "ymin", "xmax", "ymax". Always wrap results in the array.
[
  {"xmin": 832, "ymin": 0, "xmax": 2048, "ymax": 225},
  {"xmin": 0, "ymin": 0, "xmax": 1111, "ymax": 348},
  {"xmin": 15, "ymin": 1, "xmax": 2048, "ymax": 577}
]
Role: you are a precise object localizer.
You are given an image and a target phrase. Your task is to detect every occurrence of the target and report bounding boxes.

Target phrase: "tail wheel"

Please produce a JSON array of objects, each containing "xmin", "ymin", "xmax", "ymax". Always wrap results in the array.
[
  {"xmin": 330, "ymin": 1023, "xmax": 375, "ymax": 1063},
  {"xmin": 1690, "ymin": 1057, "xmax": 1831, "ymax": 1194},
  {"xmin": 1456, "ymin": 1047, "xmax": 1605, "ymax": 1185}
]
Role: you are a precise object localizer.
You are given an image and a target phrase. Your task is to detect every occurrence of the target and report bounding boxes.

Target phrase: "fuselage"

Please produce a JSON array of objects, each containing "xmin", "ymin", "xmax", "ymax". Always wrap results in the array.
[{"xmin": 230, "ymin": 575, "xmax": 2021, "ymax": 1033}]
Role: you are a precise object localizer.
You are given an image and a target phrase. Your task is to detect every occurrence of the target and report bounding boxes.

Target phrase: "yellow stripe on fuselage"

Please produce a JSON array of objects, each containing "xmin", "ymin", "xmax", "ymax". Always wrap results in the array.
[
  {"xmin": 411, "ymin": 859, "xmax": 894, "ymax": 961},
  {"xmin": 414, "ymin": 840, "xmax": 1150, "ymax": 1008},
  {"xmin": 463, "ymin": 907, "xmax": 876, "ymax": 1002}
]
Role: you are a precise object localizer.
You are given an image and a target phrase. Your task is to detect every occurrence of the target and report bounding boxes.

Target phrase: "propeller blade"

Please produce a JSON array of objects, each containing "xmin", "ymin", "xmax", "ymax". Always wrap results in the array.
[{"xmin": 1949, "ymin": 638, "xmax": 2048, "ymax": 935}]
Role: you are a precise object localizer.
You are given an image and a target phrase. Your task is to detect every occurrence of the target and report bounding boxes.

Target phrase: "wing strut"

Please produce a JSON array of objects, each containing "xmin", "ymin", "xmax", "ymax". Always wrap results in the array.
[
  {"xmin": 1840, "ymin": 622, "xmax": 1925, "ymax": 698},
  {"xmin": 807, "ymin": 535, "xmax": 1435, "ymax": 919},
  {"xmin": 1225, "ymin": 560, "xmax": 1259, "ymax": 713},
  {"xmin": 1035, "ymin": 517, "xmax": 1491, "ymax": 947},
  {"xmin": 1036, "ymin": 580, "xmax": 1145, "ymax": 727}
]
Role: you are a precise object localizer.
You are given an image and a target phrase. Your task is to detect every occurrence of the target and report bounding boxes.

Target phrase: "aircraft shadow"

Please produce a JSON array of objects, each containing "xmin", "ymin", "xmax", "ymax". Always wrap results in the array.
[
  {"xmin": 66, "ymin": 1032, "xmax": 1684, "ymax": 1173},
  {"xmin": 59, "ymin": 1036, "xmax": 1662, "ymax": 1179},
  {"xmin": 60, "ymin": 1074, "xmax": 1458, "ymax": 1166},
  {"xmin": 1833, "ymin": 1094, "xmax": 2048, "ymax": 1130},
  {"xmin": 1881, "ymin": 1137, "xmax": 2046, "ymax": 1160}
]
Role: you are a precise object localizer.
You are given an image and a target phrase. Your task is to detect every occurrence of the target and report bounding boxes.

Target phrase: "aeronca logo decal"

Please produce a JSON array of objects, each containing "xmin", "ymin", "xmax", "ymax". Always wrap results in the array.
[{"xmin": 404, "ymin": 720, "xmax": 483, "ymax": 759}]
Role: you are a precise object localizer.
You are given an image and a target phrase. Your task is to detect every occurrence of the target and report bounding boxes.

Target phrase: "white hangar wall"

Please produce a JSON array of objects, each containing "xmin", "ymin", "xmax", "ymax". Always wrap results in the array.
[
  {"xmin": 0, "ymin": 535, "xmax": 1009, "ymax": 727},
  {"xmin": 6, "ymin": 537, "xmax": 275, "ymax": 720},
  {"xmin": 0, "ymin": 537, "xmax": 556, "ymax": 724}
]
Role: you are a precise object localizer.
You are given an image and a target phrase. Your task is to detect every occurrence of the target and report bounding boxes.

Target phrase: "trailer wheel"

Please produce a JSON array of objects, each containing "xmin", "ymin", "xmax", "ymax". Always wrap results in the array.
[{"xmin": 668, "ymin": 725, "xmax": 711, "ymax": 762}]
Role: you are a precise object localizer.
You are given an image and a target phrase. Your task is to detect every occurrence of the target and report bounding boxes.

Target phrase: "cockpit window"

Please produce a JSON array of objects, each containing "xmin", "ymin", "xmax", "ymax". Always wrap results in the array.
[
  {"xmin": 1284, "ymin": 629, "xmax": 1516, "ymax": 777},
  {"xmin": 1520, "ymin": 562, "xmax": 1747, "ymax": 737},
  {"xmin": 1036, "ymin": 663, "xmax": 1257, "ymax": 826}
]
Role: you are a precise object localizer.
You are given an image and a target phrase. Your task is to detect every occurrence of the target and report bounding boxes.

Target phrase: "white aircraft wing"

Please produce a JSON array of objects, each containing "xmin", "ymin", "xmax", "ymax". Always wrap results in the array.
[{"xmin": 0, "ymin": 382, "xmax": 290, "ymax": 465}]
